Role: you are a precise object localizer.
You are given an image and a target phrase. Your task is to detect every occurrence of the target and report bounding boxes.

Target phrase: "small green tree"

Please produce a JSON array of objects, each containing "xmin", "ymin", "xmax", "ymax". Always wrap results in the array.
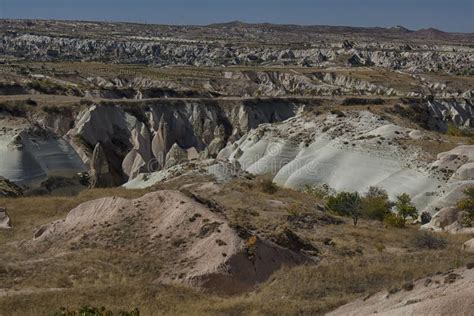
[
  {"xmin": 361, "ymin": 186, "xmax": 391, "ymax": 221},
  {"xmin": 457, "ymin": 186, "xmax": 474, "ymax": 227},
  {"xmin": 327, "ymin": 191, "xmax": 362, "ymax": 226},
  {"xmin": 303, "ymin": 184, "xmax": 335, "ymax": 200},
  {"xmin": 365, "ymin": 186, "xmax": 389, "ymax": 199},
  {"xmin": 395, "ymin": 193, "xmax": 418, "ymax": 225}
]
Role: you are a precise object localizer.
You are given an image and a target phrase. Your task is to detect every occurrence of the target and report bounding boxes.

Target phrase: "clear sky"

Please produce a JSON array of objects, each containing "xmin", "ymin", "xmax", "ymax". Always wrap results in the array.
[{"xmin": 0, "ymin": 0, "xmax": 473, "ymax": 32}]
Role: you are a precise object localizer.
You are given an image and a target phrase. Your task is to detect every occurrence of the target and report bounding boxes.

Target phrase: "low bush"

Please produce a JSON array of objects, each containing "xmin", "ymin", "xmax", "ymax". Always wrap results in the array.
[
  {"xmin": 25, "ymin": 98, "xmax": 38, "ymax": 106},
  {"xmin": 52, "ymin": 306, "xmax": 139, "ymax": 316},
  {"xmin": 303, "ymin": 184, "xmax": 335, "ymax": 200},
  {"xmin": 342, "ymin": 98, "xmax": 385, "ymax": 106},
  {"xmin": 42, "ymin": 105, "xmax": 65, "ymax": 114},
  {"xmin": 383, "ymin": 213, "xmax": 405, "ymax": 228},
  {"xmin": 412, "ymin": 232, "xmax": 447, "ymax": 249},
  {"xmin": 0, "ymin": 102, "xmax": 27, "ymax": 117},
  {"xmin": 446, "ymin": 122, "xmax": 474, "ymax": 137},
  {"xmin": 420, "ymin": 211, "xmax": 432, "ymax": 225},
  {"xmin": 260, "ymin": 179, "xmax": 278, "ymax": 194}
]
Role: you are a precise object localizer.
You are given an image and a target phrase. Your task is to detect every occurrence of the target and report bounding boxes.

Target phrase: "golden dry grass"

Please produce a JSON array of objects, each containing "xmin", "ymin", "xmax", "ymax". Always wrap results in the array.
[
  {"xmin": 1, "ymin": 180, "xmax": 473, "ymax": 315},
  {"xmin": 0, "ymin": 187, "xmax": 153, "ymax": 243}
]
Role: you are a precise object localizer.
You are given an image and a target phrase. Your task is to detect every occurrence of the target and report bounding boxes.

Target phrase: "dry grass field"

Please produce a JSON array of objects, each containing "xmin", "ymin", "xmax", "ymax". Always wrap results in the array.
[{"xmin": 1, "ymin": 176, "xmax": 473, "ymax": 315}]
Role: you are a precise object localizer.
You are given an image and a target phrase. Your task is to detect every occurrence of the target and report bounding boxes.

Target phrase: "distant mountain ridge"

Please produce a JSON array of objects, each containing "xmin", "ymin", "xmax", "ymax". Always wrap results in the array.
[{"xmin": 1, "ymin": 19, "xmax": 472, "ymax": 43}]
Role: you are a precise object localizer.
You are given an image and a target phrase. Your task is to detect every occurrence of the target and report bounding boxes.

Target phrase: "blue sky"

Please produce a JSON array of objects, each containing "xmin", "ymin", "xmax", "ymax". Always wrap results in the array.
[{"xmin": 0, "ymin": 0, "xmax": 473, "ymax": 32}]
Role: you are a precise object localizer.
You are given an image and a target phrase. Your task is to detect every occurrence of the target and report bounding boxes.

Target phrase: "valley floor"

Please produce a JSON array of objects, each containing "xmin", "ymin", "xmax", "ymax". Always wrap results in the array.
[{"xmin": 1, "ymin": 178, "xmax": 473, "ymax": 315}]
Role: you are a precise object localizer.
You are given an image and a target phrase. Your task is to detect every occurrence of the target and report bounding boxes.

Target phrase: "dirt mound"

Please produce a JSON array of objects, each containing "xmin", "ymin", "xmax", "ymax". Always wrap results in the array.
[
  {"xmin": 328, "ymin": 267, "xmax": 474, "ymax": 315},
  {"xmin": 27, "ymin": 190, "xmax": 309, "ymax": 294}
]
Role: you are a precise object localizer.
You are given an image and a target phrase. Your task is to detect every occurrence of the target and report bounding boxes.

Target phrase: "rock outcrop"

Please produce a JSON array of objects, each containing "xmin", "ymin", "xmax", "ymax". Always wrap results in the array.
[
  {"xmin": 89, "ymin": 142, "xmax": 115, "ymax": 188},
  {"xmin": 0, "ymin": 207, "xmax": 12, "ymax": 229},
  {"xmin": 421, "ymin": 207, "xmax": 474, "ymax": 234},
  {"xmin": 164, "ymin": 143, "xmax": 188, "ymax": 169},
  {"xmin": 428, "ymin": 99, "xmax": 474, "ymax": 129},
  {"xmin": 67, "ymin": 100, "xmax": 302, "ymax": 185},
  {"xmin": 0, "ymin": 176, "xmax": 23, "ymax": 197},
  {"xmin": 463, "ymin": 238, "xmax": 474, "ymax": 253}
]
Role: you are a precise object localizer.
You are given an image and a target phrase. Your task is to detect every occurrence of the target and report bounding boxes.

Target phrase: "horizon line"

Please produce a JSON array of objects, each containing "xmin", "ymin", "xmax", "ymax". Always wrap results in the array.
[{"xmin": 1, "ymin": 17, "xmax": 473, "ymax": 35}]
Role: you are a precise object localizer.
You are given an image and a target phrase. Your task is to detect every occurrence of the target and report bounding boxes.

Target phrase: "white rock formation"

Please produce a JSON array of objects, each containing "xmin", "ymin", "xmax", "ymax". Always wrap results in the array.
[
  {"xmin": 67, "ymin": 101, "xmax": 300, "ymax": 185},
  {"xmin": 0, "ymin": 208, "xmax": 12, "ymax": 229},
  {"xmin": 463, "ymin": 238, "xmax": 474, "ymax": 253},
  {"xmin": 328, "ymin": 267, "xmax": 474, "ymax": 316},
  {"xmin": 0, "ymin": 122, "xmax": 86, "ymax": 186},
  {"xmin": 218, "ymin": 111, "xmax": 447, "ymax": 209}
]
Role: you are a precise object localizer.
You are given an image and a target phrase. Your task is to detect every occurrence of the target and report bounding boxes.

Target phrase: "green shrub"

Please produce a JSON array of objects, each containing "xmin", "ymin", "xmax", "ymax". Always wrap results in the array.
[
  {"xmin": 361, "ymin": 186, "xmax": 391, "ymax": 221},
  {"xmin": 42, "ymin": 105, "xmax": 65, "ymax": 114},
  {"xmin": 361, "ymin": 196, "xmax": 391, "ymax": 221},
  {"xmin": 446, "ymin": 122, "xmax": 473, "ymax": 137},
  {"xmin": 52, "ymin": 306, "xmax": 139, "ymax": 316},
  {"xmin": 0, "ymin": 102, "xmax": 27, "ymax": 117},
  {"xmin": 383, "ymin": 213, "xmax": 405, "ymax": 228},
  {"xmin": 303, "ymin": 184, "xmax": 335, "ymax": 200},
  {"xmin": 327, "ymin": 191, "xmax": 362, "ymax": 226},
  {"xmin": 364, "ymin": 186, "xmax": 388, "ymax": 199},
  {"xmin": 420, "ymin": 211, "xmax": 432, "ymax": 225},
  {"xmin": 260, "ymin": 179, "xmax": 278, "ymax": 194},
  {"xmin": 342, "ymin": 98, "xmax": 385, "ymax": 106}
]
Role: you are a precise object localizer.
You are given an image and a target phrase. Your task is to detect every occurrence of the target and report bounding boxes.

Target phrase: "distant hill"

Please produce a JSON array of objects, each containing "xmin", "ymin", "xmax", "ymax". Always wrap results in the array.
[{"xmin": 412, "ymin": 28, "xmax": 448, "ymax": 37}]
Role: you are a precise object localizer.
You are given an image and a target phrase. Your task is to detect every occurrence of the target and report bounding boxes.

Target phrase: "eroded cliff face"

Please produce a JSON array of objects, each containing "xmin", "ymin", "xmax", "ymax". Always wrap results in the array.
[
  {"xmin": 0, "ymin": 95, "xmax": 472, "ymax": 192},
  {"xmin": 0, "ymin": 99, "xmax": 304, "ymax": 188},
  {"xmin": 0, "ymin": 115, "xmax": 87, "ymax": 187}
]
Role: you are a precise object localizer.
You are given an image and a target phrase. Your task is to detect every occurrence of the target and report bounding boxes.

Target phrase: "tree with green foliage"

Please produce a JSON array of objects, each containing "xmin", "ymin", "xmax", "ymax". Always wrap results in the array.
[
  {"xmin": 327, "ymin": 191, "xmax": 362, "ymax": 226},
  {"xmin": 457, "ymin": 186, "xmax": 474, "ymax": 227},
  {"xmin": 53, "ymin": 305, "xmax": 139, "ymax": 316},
  {"xmin": 365, "ymin": 186, "xmax": 388, "ymax": 199},
  {"xmin": 395, "ymin": 193, "xmax": 418, "ymax": 225},
  {"xmin": 361, "ymin": 186, "xmax": 391, "ymax": 221}
]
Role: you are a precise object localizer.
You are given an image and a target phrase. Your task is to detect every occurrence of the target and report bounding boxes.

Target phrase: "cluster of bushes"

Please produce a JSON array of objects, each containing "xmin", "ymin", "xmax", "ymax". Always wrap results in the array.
[
  {"xmin": 41, "ymin": 104, "xmax": 68, "ymax": 115},
  {"xmin": 303, "ymin": 184, "xmax": 335, "ymax": 199},
  {"xmin": 446, "ymin": 122, "xmax": 474, "ymax": 137},
  {"xmin": 341, "ymin": 97, "xmax": 385, "ymax": 106},
  {"xmin": 412, "ymin": 231, "xmax": 447, "ymax": 249},
  {"xmin": 0, "ymin": 100, "xmax": 37, "ymax": 117},
  {"xmin": 27, "ymin": 79, "xmax": 81, "ymax": 96},
  {"xmin": 53, "ymin": 306, "xmax": 139, "ymax": 316},
  {"xmin": 316, "ymin": 186, "xmax": 420, "ymax": 227}
]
